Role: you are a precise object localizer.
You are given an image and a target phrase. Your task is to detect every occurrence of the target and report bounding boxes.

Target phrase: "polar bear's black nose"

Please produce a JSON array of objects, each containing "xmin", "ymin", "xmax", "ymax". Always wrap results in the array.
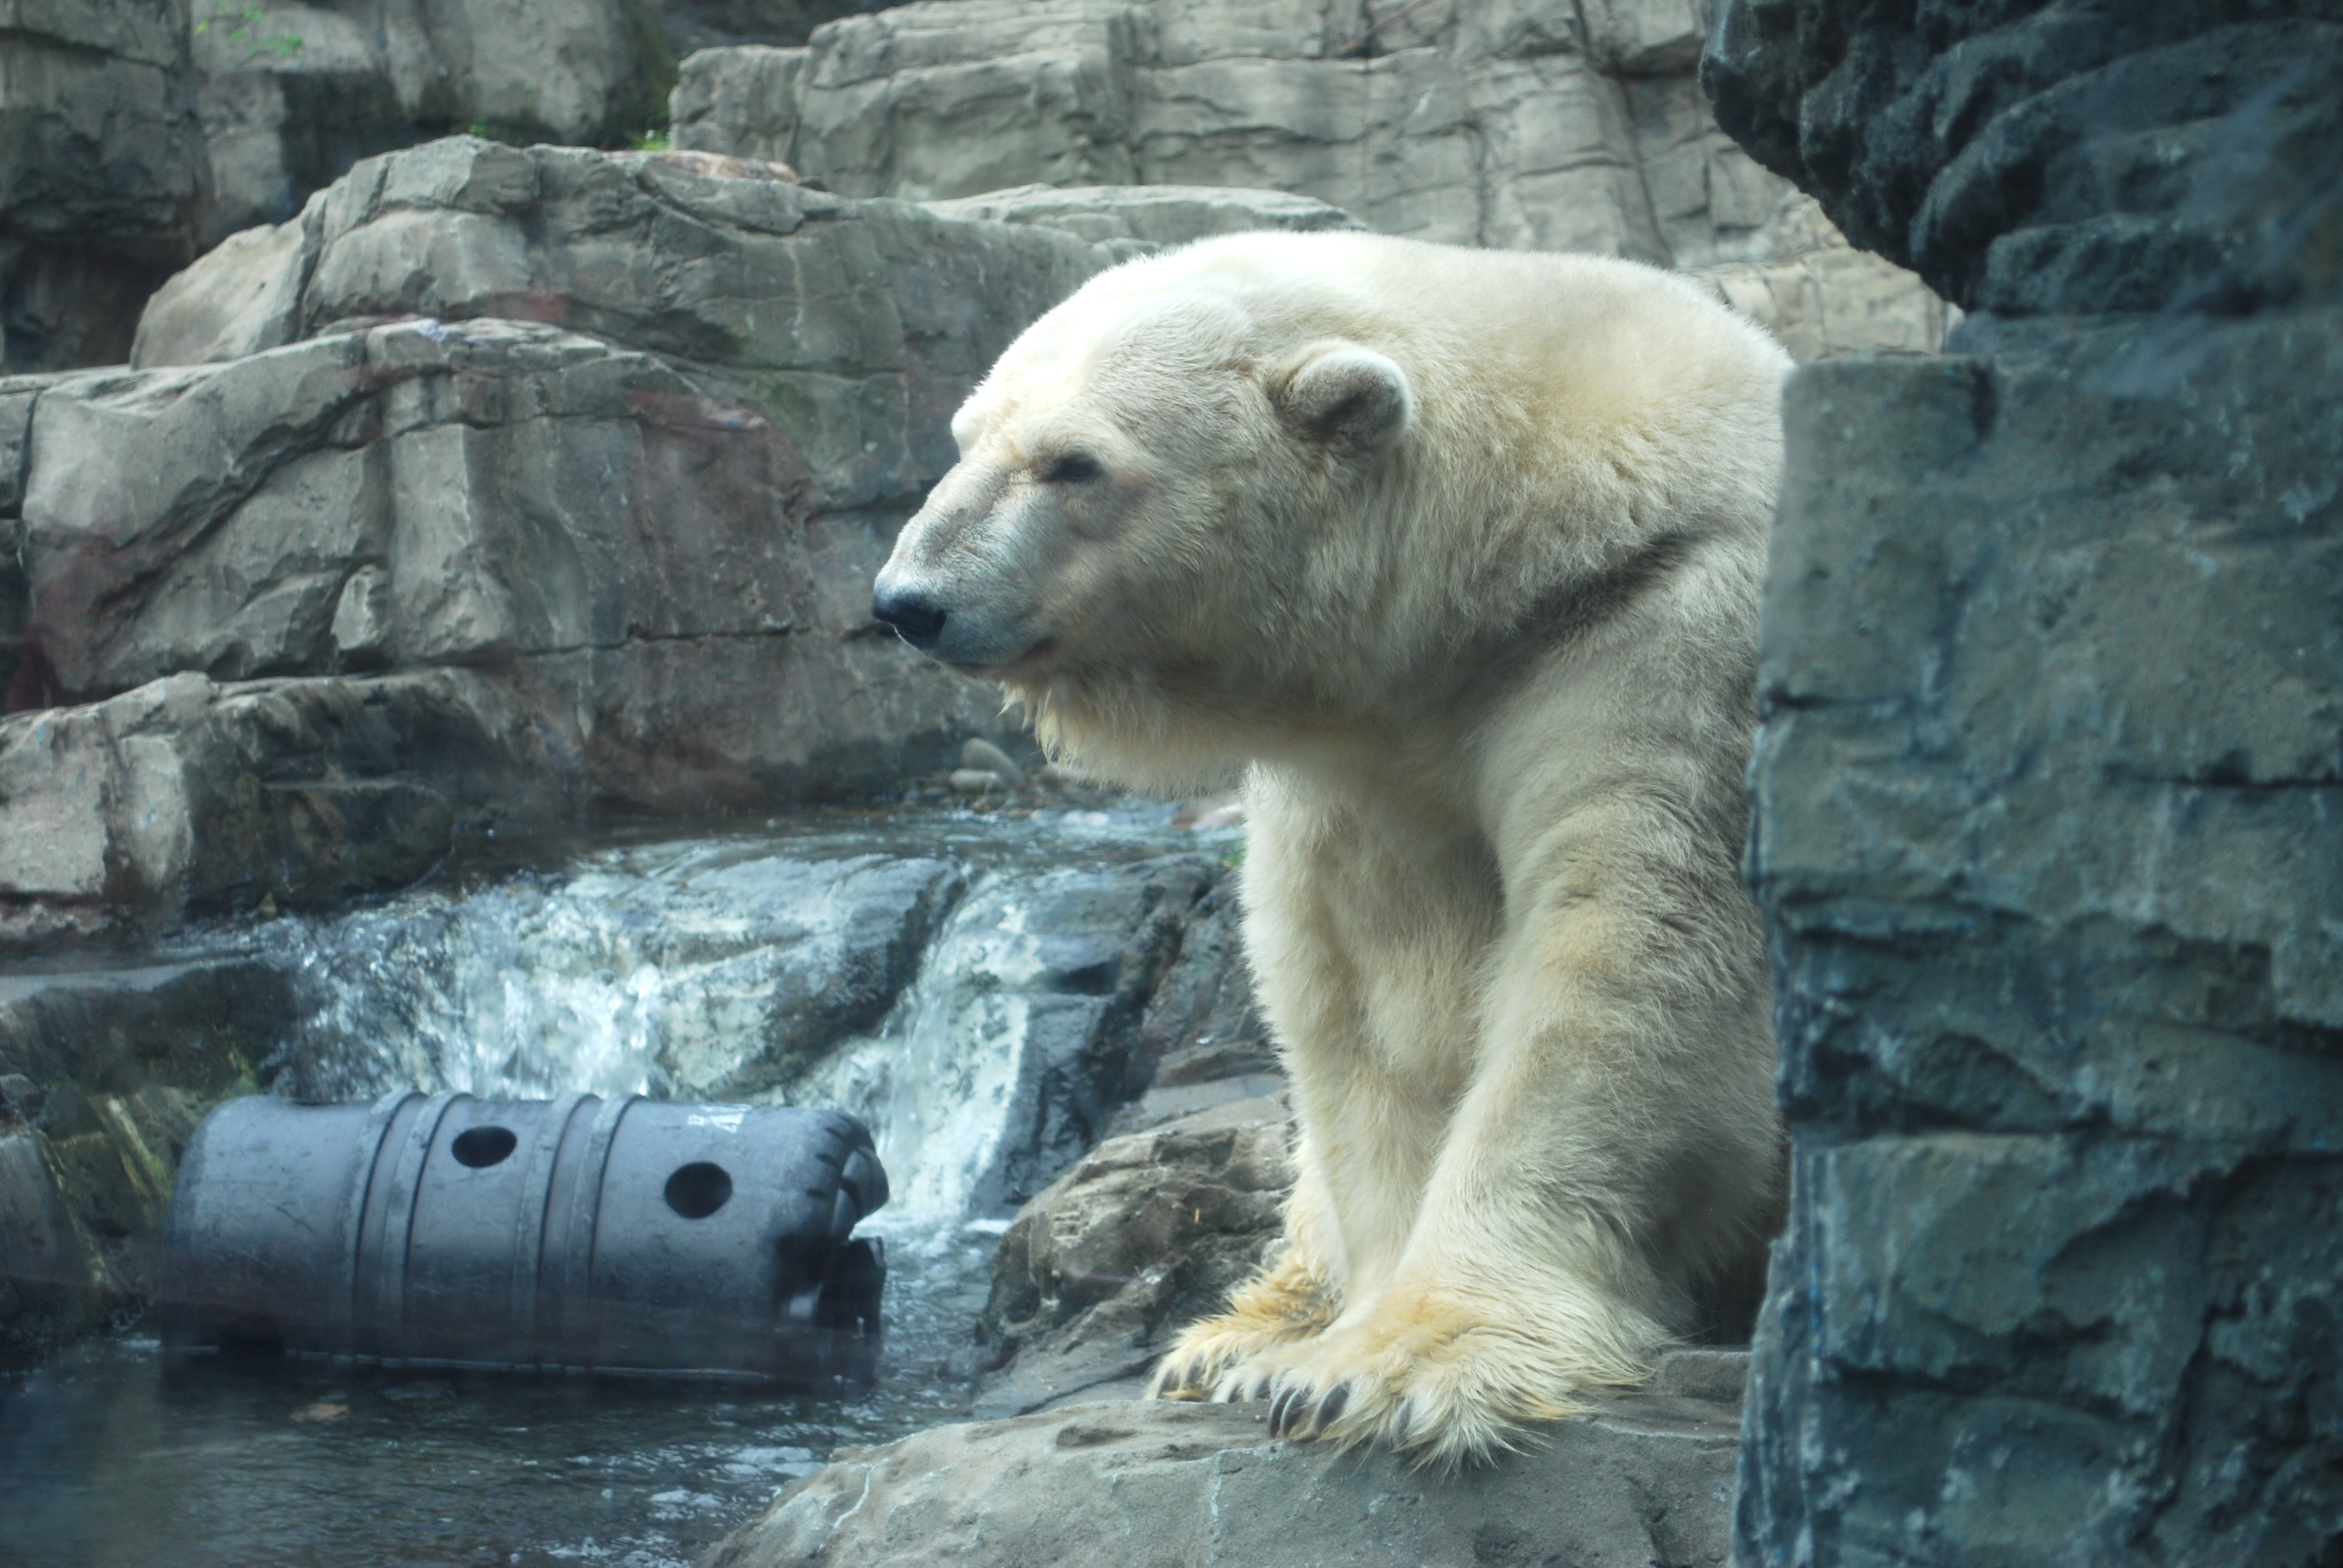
[{"xmin": 872, "ymin": 589, "xmax": 948, "ymax": 650}]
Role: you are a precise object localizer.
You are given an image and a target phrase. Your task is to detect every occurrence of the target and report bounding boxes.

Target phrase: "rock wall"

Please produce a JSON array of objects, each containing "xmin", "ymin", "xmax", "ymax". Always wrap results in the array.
[
  {"xmin": 0, "ymin": 139, "xmax": 1159, "ymax": 944},
  {"xmin": 1707, "ymin": 4, "xmax": 2343, "ymax": 1564},
  {"xmin": 672, "ymin": 0, "xmax": 1954, "ymax": 360}
]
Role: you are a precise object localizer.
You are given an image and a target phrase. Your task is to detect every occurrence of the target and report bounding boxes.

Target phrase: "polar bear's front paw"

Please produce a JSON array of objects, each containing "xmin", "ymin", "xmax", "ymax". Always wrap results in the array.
[
  {"xmin": 1149, "ymin": 1258, "xmax": 1336, "ymax": 1400},
  {"xmin": 1259, "ymin": 1292, "xmax": 1648, "ymax": 1467}
]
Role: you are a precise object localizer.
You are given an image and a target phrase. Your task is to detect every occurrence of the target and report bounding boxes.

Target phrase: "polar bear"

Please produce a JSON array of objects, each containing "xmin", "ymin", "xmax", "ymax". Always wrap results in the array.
[{"xmin": 874, "ymin": 231, "xmax": 1788, "ymax": 1464}]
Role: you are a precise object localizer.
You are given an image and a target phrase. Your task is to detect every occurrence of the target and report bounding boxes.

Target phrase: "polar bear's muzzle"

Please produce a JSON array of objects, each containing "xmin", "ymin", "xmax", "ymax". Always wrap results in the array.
[{"xmin": 873, "ymin": 477, "xmax": 1052, "ymax": 672}]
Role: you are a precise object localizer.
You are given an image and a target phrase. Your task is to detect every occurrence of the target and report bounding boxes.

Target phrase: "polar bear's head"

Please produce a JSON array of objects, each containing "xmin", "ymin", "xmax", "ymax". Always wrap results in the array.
[{"xmin": 874, "ymin": 237, "xmax": 1417, "ymax": 785}]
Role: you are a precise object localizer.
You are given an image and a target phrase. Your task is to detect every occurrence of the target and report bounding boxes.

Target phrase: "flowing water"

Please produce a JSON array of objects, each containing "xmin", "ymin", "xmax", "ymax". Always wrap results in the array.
[{"xmin": 0, "ymin": 800, "xmax": 1224, "ymax": 1568}]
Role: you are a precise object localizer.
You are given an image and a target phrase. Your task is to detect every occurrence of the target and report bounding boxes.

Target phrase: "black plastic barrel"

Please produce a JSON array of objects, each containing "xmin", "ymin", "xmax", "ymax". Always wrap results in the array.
[{"xmin": 157, "ymin": 1091, "xmax": 888, "ymax": 1384}]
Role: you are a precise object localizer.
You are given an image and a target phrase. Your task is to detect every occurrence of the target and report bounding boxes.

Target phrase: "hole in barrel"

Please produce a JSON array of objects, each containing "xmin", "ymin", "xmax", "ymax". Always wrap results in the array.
[
  {"xmin": 451, "ymin": 1126, "xmax": 519, "ymax": 1168},
  {"xmin": 664, "ymin": 1161, "xmax": 733, "ymax": 1220}
]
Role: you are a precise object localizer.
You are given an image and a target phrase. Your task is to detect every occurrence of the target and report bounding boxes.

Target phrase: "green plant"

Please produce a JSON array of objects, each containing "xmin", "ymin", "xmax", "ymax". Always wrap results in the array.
[
  {"xmin": 197, "ymin": 5, "xmax": 303, "ymax": 62},
  {"xmin": 468, "ymin": 121, "xmax": 491, "ymax": 139},
  {"xmin": 626, "ymin": 127, "xmax": 673, "ymax": 152}
]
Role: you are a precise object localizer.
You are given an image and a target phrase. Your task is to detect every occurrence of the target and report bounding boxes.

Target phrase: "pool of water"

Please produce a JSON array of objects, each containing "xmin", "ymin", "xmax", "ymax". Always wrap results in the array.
[
  {"xmin": 0, "ymin": 1232, "xmax": 986, "ymax": 1568},
  {"xmin": 1, "ymin": 798, "xmax": 1230, "ymax": 1567}
]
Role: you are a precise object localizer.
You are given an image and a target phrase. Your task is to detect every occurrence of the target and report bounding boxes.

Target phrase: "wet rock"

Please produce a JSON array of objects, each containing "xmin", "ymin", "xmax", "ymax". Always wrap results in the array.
[
  {"xmin": 974, "ymin": 1089, "xmax": 1289, "ymax": 1417},
  {"xmin": 623, "ymin": 854, "xmax": 968, "ymax": 1101},
  {"xmin": 948, "ymin": 768, "xmax": 1005, "ymax": 795},
  {"xmin": 808, "ymin": 852, "xmax": 1221, "ymax": 1217},
  {"xmin": 708, "ymin": 1374, "xmax": 1743, "ymax": 1568},
  {"xmin": 0, "ymin": 1128, "xmax": 103, "ymax": 1370},
  {"xmin": 1124, "ymin": 881, "xmax": 1274, "ymax": 1094},
  {"xmin": 0, "ymin": 954, "xmax": 279, "ymax": 1354},
  {"xmin": 0, "ymin": 958, "xmax": 287, "ymax": 1106}
]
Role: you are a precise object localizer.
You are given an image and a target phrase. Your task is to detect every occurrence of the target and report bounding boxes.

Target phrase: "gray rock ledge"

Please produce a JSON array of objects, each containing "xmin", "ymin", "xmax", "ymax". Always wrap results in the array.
[{"xmin": 709, "ymin": 1365, "xmax": 1745, "ymax": 1568}]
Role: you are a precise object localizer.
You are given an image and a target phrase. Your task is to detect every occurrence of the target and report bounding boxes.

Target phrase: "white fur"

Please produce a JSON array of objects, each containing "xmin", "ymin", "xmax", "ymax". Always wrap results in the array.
[{"xmin": 879, "ymin": 232, "xmax": 1790, "ymax": 1465}]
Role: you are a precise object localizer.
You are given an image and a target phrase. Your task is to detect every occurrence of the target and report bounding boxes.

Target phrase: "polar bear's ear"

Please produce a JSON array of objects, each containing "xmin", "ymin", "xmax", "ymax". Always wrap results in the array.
[{"xmin": 1273, "ymin": 344, "xmax": 1413, "ymax": 454}]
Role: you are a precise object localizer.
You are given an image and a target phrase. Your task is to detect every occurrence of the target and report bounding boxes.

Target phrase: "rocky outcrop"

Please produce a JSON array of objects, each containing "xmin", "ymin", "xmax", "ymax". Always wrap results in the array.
[
  {"xmin": 671, "ymin": 0, "xmax": 1955, "ymax": 359},
  {"xmin": 972, "ymin": 1088, "xmax": 1290, "ymax": 1417},
  {"xmin": 709, "ymin": 1360, "xmax": 1748, "ymax": 1568},
  {"xmin": 1708, "ymin": 4, "xmax": 2343, "ymax": 1564}
]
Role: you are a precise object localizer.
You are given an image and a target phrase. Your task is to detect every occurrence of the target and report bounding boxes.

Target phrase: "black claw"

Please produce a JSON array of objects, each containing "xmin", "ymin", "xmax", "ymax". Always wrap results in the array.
[
  {"xmin": 1316, "ymin": 1384, "xmax": 1349, "ymax": 1430},
  {"xmin": 1270, "ymin": 1388, "xmax": 1297, "ymax": 1436}
]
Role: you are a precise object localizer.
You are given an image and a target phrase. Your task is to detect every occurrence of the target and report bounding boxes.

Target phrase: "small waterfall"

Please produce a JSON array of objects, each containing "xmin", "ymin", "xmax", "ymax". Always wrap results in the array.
[{"xmin": 250, "ymin": 811, "xmax": 1199, "ymax": 1236}]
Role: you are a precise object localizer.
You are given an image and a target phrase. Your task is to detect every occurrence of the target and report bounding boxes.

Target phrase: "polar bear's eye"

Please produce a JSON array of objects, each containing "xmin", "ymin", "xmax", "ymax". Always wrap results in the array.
[{"xmin": 1040, "ymin": 452, "xmax": 1102, "ymax": 485}]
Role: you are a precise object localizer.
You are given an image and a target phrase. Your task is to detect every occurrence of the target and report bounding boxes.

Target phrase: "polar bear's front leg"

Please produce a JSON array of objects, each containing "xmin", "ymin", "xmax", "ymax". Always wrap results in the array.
[
  {"xmin": 1149, "ymin": 1154, "xmax": 1342, "ymax": 1398},
  {"xmin": 1254, "ymin": 841, "xmax": 1778, "ymax": 1465}
]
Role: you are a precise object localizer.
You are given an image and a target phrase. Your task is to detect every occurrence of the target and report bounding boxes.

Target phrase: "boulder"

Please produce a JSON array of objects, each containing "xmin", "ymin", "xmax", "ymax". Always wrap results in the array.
[
  {"xmin": 126, "ymin": 214, "xmax": 311, "ymax": 368},
  {"xmin": 708, "ymin": 1371, "xmax": 1745, "ymax": 1568},
  {"xmin": 131, "ymin": 135, "xmax": 1107, "ymax": 382},
  {"xmin": 670, "ymin": 42, "xmax": 810, "ymax": 166},
  {"xmin": 17, "ymin": 319, "xmax": 1014, "ymax": 826},
  {"xmin": 0, "ymin": 955, "xmax": 286, "ymax": 1362},
  {"xmin": 974, "ymin": 1088, "xmax": 1289, "ymax": 1417}
]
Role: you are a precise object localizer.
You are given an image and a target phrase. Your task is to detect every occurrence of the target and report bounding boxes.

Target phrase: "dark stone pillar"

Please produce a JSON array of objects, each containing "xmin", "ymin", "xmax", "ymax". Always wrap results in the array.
[{"xmin": 1705, "ymin": 4, "xmax": 2343, "ymax": 1561}]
